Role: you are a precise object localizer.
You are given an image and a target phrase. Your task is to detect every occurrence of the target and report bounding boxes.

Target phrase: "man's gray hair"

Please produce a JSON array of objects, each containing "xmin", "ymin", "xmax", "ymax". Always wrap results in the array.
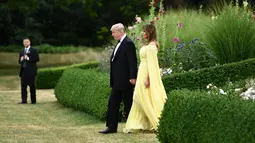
[{"xmin": 111, "ymin": 23, "xmax": 125, "ymax": 33}]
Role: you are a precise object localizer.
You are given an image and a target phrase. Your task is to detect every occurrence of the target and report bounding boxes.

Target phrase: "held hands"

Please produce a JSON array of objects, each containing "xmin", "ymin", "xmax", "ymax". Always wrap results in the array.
[
  {"xmin": 129, "ymin": 79, "xmax": 136, "ymax": 85},
  {"xmin": 144, "ymin": 76, "xmax": 150, "ymax": 88},
  {"xmin": 144, "ymin": 79, "xmax": 150, "ymax": 88}
]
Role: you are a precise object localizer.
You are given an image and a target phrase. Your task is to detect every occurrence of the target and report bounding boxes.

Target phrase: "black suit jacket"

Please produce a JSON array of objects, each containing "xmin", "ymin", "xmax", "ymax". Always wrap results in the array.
[
  {"xmin": 110, "ymin": 36, "xmax": 138, "ymax": 90},
  {"xmin": 19, "ymin": 47, "xmax": 40, "ymax": 77}
]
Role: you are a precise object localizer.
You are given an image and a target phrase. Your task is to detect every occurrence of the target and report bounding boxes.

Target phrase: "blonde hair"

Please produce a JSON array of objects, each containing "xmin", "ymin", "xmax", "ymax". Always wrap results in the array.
[{"xmin": 111, "ymin": 23, "xmax": 125, "ymax": 33}]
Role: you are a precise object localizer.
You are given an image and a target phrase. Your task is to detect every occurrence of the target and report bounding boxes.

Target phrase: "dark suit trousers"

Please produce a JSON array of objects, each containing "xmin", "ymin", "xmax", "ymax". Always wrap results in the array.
[
  {"xmin": 106, "ymin": 88, "xmax": 134, "ymax": 130},
  {"xmin": 21, "ymin": 69, "xmax": 36, "ymax": 103}
]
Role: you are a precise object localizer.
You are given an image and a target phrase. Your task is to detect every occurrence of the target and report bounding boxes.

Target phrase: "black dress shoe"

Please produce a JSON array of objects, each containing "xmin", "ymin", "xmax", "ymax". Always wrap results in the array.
[
  {"xmin": 31, "ymin": 102, "xmax": 36, "ymax": 104},
  {"xmin": 18, "ymin": 102, "xmax": 27, "ymax": 104},
  {"xmin": 99, "ymin": 128, "xmax": 117, "ymax": 134}
]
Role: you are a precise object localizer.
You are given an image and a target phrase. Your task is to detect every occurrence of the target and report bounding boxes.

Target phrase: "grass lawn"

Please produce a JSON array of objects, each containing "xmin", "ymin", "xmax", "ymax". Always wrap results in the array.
[
  {"xmin": 0, "ymin": 49, "xmax": 102, "ymax": 77},
  {"xmin": 0, "ymin": 90, "xmax": 159, "ymax": 143},
  {"xmin": 0, "ymin": 47, "xmax": 159, "ymax": 143},
  {"xmin": 0, "ymin": 74, "xmax": 159, "ymax": 143},
  {"xmin": 0, "ymin": 48, "xmax": 102, "ymax": 69},
  {"xmin": 0, "ymin": 75, "xmax": 20, "ymax": 90}
]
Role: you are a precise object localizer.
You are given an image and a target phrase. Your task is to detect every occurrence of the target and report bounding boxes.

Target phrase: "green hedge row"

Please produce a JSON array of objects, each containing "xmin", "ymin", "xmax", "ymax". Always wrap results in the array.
[
  {"xmin": 36, "ymin": 62, "xmax": 99, "ymax": 89},
  {"xmin": 162, "ymin": 58, "xmax": 255, "ymax": 93},
  {"xmin": 157, "ymin": 89, "xmax": 255, "ymax": 143},
  {"xmin": 0, "ymin": 44, "xmax": 95, "ymax": 53},
  {"xmin": 54, "ymin": 68, "xmax": 111, "ymax": 120},
  {"xmin": 53, "ymin": 58, "xmax": 255, "ymax": 122}
]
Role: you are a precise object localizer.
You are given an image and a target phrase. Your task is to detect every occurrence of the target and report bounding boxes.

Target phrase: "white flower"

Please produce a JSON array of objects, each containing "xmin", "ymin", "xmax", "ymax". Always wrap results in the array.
[
  {"xmin": 235, "ymin": 88, "xmax": 242, "ymax": 92},
  {"xmin": 128, "ymin": 26, "xmax": 134, "ymax": 30},
  {"xmin": 219, "ymin": 89, "xmax": 226, "ymax": 95},
  {"xmin": 243, "ymin": 1, "xmax": 248, "ymax": 7},
  {"xmin": 206, "ymin": 83, "xmax": 213, "ymax": 89},
  {"xmin": 240, "ymin": 87, "xmax": 255, "ymax": 100},
  {"xmin": 166, "ymin": 68, "xmax": 172, "ymax": 74},
  {"xmin": 159, "ymin": 68, "xmax": 163, "ymax": 76},
  {"xmin": 211, "ymin": 16, "xmax": 218, "ymax": 20},
  {"xmin": 243, "ymin": 96, "xmax": 249, "ymax": 100},
  {"xmin": 135, "ymin": 16, "xmax": 142, "ymax": 23}
]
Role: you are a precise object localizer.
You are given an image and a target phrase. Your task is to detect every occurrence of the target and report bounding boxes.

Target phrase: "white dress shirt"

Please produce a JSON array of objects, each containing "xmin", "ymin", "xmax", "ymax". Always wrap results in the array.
[
  {"xmin": 24, "ymin": 46, "xmax": 31, "ymax": 60},
  {"xmin": 112, "ymin": 34, "xmax": 126, "ymax": 61}
]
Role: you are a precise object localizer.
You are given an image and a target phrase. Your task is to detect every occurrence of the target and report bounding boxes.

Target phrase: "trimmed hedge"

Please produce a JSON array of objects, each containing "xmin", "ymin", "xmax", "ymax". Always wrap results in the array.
[
  {"xmin": 162, "ymin": 58, "xmax": 255, "ymax": 93},
  {"xmin": 0, "ymin": 44, "xmax": 96, "ymax": 53},
  {"xmin": 158, "ymin": 89, "xmax": 255, "ymax": 143},
  {"xmin": 54, "ymin": 68, "xmax": 111, "ymax": 120},
  {"xmin": 36, "ymin": 62, "xmax": 99, "ymax": 89}
]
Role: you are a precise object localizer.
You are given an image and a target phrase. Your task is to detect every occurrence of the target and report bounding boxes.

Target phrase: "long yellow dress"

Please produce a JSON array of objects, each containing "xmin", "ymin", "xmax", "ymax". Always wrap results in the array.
[{"xmin": 123, "ymin": 43, "xmax": 167, "ymax": 133}]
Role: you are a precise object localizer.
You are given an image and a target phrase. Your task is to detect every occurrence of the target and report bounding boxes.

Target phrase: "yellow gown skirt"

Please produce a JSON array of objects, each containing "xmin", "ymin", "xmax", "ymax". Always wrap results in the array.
[{"xmin": 123, "ymin": 44, "xmax": 167, "ymax": 133}]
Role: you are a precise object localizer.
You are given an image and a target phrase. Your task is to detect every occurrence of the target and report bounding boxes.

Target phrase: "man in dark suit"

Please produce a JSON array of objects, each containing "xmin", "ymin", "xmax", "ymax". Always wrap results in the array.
[
  {"xmin": 18, "ymin": 37, "xmax": 39, "ymax": 104},
  {"xmin": 99, "ymin": 23, "xmax": 138, "ymax": 134}
]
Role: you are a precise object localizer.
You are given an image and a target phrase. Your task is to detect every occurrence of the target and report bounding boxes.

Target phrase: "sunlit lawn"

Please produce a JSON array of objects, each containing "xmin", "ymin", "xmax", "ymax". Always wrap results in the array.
[{"xmin": 0, "ymin": 90, "xmax": 159, "ymax": 143}]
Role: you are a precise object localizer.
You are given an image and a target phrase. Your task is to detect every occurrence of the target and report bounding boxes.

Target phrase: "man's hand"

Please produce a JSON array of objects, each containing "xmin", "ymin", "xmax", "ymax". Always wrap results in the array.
[
  {"xmin": 20, "ymin": 56, "xmax": 24, "ymax": 62},
  {"xmin": 129, "ymin": 79, "xmax": 136, "ymax": 85}
]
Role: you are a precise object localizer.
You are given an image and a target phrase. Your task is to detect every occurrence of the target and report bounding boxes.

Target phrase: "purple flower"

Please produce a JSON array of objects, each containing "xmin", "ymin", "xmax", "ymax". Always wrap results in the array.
[{"xmin": 173, "ymin": 37, "xmax": 180, "ymax": 43}]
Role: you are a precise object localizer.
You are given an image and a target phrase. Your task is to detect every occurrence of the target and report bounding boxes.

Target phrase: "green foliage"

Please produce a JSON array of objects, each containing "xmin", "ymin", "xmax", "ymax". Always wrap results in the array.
[
  {"xmin": 176, "ymin": 40, "xmax": 216, "ymax": 71},
  {"xmin": 36, "ymin": 62, "xmax": 99, "ymax": 89},
  {"xmin": 158, "ymin": 10, "xmax": 209, "ymax": 51},
  {"xmin": 156, "ymin": 10, "xmax": 214, "ymax": 71},
  {"xmin": 0, "ymin": 44, "xmax": 100, "ymax": 53},
  {"xmin": 99, "ymin": 45, "xmax": 114, "ymax": 73},
  {"xmin": 159, "ymin": 38, "xmax": 217, "ymax": 72},
  {"xmin": 7, "ymin": 0, "xmax": 38, "ymax": 12},
  {"xmin": 0, "ymin": 0, "xmax": 149, "ymax": 46},
  {"xmin": 54, "ymin": 68, "xmax": 110, "ymax": 120},
  {"xmin": 127, "ymin": 7, "xmax": 215, "ymax": 72},
  {"xmin": 157, "ymin": 89, "xmax": 255, "ymax": 143},
  {"xmin": 205, "ymin": 2, "xmax": 255, "ymax": 64},
  {"xmin": 162, "ymin": 58, "xmax": 255, "ymax": 93}
]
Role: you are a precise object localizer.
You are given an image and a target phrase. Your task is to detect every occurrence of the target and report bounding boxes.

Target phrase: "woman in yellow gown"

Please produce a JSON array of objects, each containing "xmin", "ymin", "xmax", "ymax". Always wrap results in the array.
[{"xmin": 123, "ymin": 24, "xmax": 167, "ymax": 133}]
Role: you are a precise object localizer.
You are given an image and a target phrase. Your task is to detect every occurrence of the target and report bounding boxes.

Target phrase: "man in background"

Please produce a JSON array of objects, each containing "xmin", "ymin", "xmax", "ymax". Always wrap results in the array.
[{"xmin": 18, "ymin": 37, "xmax": 39, "ymax": 104}]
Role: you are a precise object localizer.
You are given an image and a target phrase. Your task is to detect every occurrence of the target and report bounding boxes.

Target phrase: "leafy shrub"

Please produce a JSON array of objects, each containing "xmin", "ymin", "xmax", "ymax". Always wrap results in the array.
[
  {"xmin": 205, "ymin": 2, "xmax": 255, "ymax": 64},
  {"xmin": 159, "ymin": 38, "xmax": 217, "ymax": 72},
  {"xmin": 162, "ymin": 58, "xmax": 255, "ymax": 93},
  {"xmin": 126, "ymin": 2, "xmax": 212, "ymax": 72},
  {"xmin": 99, "ymin": 45, "xmax": 114, "ymax": 73},
  {"xmin": 36, "ymin": 62, "xmax": 99, "ymax": 89},
  {"xmin": 157, "ymin": 89, "xmax": 255, "ymax": 143},
  {"xmin": 0, "ymin": 44, "xmax": 100, "ymax": 53},
  {"xmin": 54, "ymin": 68, "xmax": 111, "ymax": 120}
]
